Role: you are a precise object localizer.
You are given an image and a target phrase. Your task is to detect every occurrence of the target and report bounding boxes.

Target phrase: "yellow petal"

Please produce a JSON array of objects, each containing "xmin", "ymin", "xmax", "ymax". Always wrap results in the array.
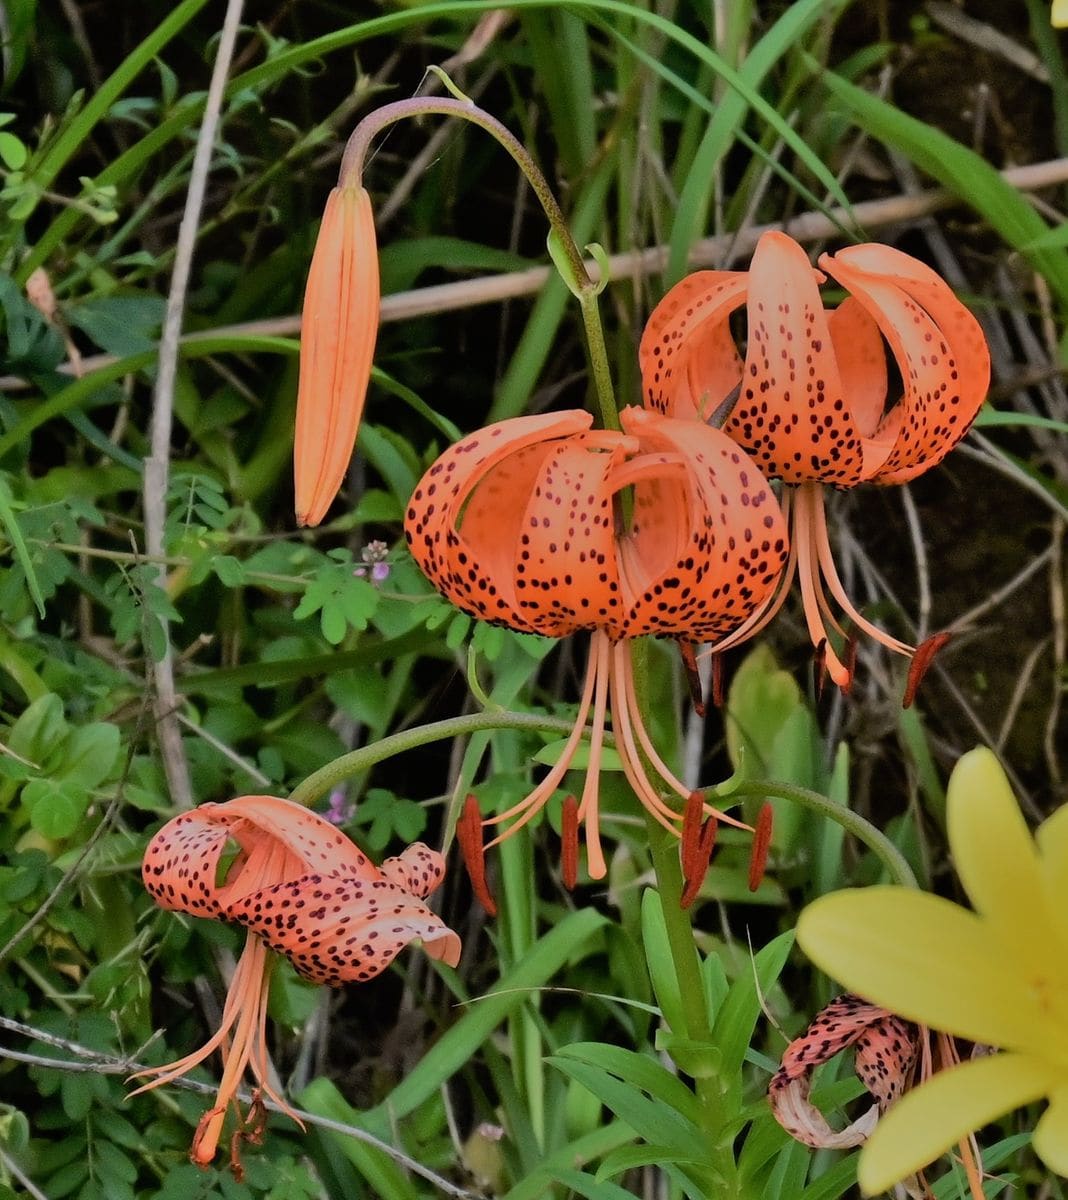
[
  {"xmin": 947, "ymin": 748, "xmax": 1047, "ymax": 968},
  {"xmin": 1054, "ymin": 0, "xmax": 1068, "ymax": 27},
  {"xmin": 1033, "ymin": 1083, "xmax": 1068, "ymax": 1175},
  {"xmin": 857, "ymin": 1052, "xmax": 1055, "ymax": 1194},
  {"xmin": 797, "ymin": 888, "xmax": 1044, "ymax": 1049},
  {"xmin": 1038, "ymin": 805, "xmax": 1068, "ymax": 967}
]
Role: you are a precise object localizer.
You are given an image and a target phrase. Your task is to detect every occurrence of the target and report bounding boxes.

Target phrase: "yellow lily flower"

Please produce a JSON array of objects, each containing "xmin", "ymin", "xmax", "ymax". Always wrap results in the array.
[{"xmin": 797, "ymin": 746, "xmax": 1068, "ymax": 1192}]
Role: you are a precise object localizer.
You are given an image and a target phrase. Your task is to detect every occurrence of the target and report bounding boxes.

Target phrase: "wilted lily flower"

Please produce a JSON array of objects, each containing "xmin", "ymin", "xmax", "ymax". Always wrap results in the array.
[
  {"xmin": 405, "ymin": 406, "xmax": 787, "ymax": 901},
  {"xmin": 133, "ymin": 795, "xmax": 459, "ymax": 1168},
  {"xmin": 771, "ymin": 995, "xmax": 986, "ymax": 1197},
  {"xmin": 798, "ymin": 748, "xmax": 1068, "ymax": 1190},
  {"xmin": 770, "ymin": 993, "xmax": 919, "ymax": 1150},
  {"xmin": 294, "ymin": 183, "xmax": 380, "ymax": 527},
  {"xmin": 640, "ymin": 231, "xmax": 990, "ymax": 700}
]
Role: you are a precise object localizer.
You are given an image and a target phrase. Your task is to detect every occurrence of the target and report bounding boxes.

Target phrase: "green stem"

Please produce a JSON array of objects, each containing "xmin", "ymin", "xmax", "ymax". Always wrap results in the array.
[
  {"xmin": 288, "ymin": 710, "xmax": 588, "ymax": 810},
  {"xmin": 723, "ymin": 779, "xmax": 918, "ymax": 889},
  {"xmin": 630, "ymin": 643, "xmax": 739, "ymax": 1193},
  {"xmin": 339, "ymin": 96, "xmax": 619, "ymax": 431}
]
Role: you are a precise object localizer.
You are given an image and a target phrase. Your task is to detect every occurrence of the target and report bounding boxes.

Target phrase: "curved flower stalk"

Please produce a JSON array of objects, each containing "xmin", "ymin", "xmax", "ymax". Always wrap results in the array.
[
  {"xmin": 294, "ymin": 95, "xmax": 615, "ymax": 528},
  {"xmin": 639, "ymin": 231, "xmax": 990, "ymax": 698},
  {"xmin": 133, "ymin": 795, "xmax": 460, "ymax": 1167},
  {"xmin": 797, "ymin": 748, "xmax": 1068, "ymax": 1190},
  {"xmin": 294, "ymin": 182, "xmax": 380, "ymax": 527},
  {"xmin": 405, "ymin": 405, "xmax": 788, "ymax": 895}
]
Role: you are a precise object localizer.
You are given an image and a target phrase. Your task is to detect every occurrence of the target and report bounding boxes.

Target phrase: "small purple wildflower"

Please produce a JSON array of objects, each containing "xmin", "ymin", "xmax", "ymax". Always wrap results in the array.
[{"xmin": 353, "ymin": 540, "xmax": 391, "ymax": 586}]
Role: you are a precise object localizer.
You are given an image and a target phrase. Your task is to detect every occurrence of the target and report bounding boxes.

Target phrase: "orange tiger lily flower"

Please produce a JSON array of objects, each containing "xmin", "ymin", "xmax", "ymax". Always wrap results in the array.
[
  {"xmin": 132, "ymin": 795, "xmax": 459, "ymax": 1167},
  {"xmin": 640, "ymin": 232, "xmax": 990, "ymax": 698},
  {"xmin": 294, "ymin": 183, "xmax": 380, "ymax": 527},
  {"xmin": 405, "ymin": 406, "xmax": 788, "ymax": 890}
]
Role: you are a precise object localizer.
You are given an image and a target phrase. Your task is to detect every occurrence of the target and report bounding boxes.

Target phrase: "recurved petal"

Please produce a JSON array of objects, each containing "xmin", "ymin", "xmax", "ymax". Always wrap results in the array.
[
  {"xmin": 142, "ymin": 810, "xmax": 230, "ymax": 918},
  {"xmin": 502, "ymin": 434, "xmax": 626, "ymax": 636},
  {"xmin": 295, "ymin": 185, "xmax": 380, "ymax": 527},
  {"xmin": 1033, "ymin": 1083, "xmax": 1068, "ymax": 1176},
  {"xmin": 827, "ymin": 297, "xmax": 899, "ymax": 478},
  {"xmin": 822, "ymin": 243, "xmax": 989, "ymax": 485},
  {"xmin": 639, "ymin": 270, "xmax": 748, "ymax": 419},
  {"xmin": 380, "ymin": 842, "xmax": 447, "ymax": 899},
  {"xmin": 946, "ymin": 748, "xmax": 1048, "ymax": 968},
  {"xmin": 856, "ymin": 1052, "xmax": 1055, "ymax": 1195},
  {"xmin": 404, "ymin": 410, "xmax": 595, "ymax": 633},
  {"xmin": 617, "ymin": 408, "xmax": 788, "ymax": 640},
  {"xmin": 222, "ymin": 795, "xmax": 378, "ymax": 880},
  {"xmin": 798, "ymin": 887, "xmax": 1049, "ymax": 1050},
  {"xmin": 229, "ymin": 873, "xmax": 461, "ymax": 986},
  {"xmin": 725, "ymin": 231, "xmax": 863, "ymax": 487}
]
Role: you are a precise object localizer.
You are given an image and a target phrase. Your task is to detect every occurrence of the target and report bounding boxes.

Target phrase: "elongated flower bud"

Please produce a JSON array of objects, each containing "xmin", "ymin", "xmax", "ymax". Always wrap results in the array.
[{"xmin": 294, "ymin": 183, "xmax": 380, "ymax": 526}]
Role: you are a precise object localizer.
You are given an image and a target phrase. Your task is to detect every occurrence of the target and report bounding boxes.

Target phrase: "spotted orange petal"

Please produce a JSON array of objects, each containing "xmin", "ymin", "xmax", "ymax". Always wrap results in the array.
[
  {"xmin": 639, "ymin": 271, "xmax": 748, "ymax": 419},
  {"xmin": 769, "ymin": 993, "xmax": 918, "ymax": 1150},
  {"xmin": 404, "ymin": 410, "xmax": 623, "ymax": 635},
  {"xmin": 820, "ymin": 243, "xmax": 989, "ymax": 484},
  {"xmin": 227, "ymin": 872, "xmax": 461, "ymax": 986},
  {"xmin": 142, "ymin": 797, "xmax": 382, "ymax": 920},
  {"xmin": 142, "ymin": 810, "xmax": 231, "ymax": 919},
  {"xmin": 220, "ymin": 795, "xmax": 378, "ymax": 880},
  {"xmin": 380, "ymin": 841, "xmax": 447, "ymax": 898},
  {"xmin": 616, "ymin": 407, "xmax": 789, "ymax": 640},
  {"xmin": 723, "ymin": 231, "xmax": 862, "ymax": 487},
  {"xmin": 294, "ymin": 184, "xmax": 380, "ymax": 527}
]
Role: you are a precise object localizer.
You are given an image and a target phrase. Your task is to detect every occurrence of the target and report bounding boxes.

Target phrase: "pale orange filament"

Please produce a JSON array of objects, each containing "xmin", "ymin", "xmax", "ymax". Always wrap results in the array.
[
  {"xmin": 484, "ymin": 631, "xmax": 755, "ymax": 881},
  {"xmin": 793, "ymin": 483, "xmax": 851, "ymax": 686},
  {"xmin": 807, "ymin": 481, "xmax": 913, "ymax": 657},
  {"xmin": 483, "ymin": 630, "xmax": 601, "ymax": 843},
  {"xmin": 700, "ymin": 489, "xmax": 797, "ymax": 656},
  {"xmin": 614, "ymin": 640, "xmax": 751, "ymax": 832},
  {"xmin": 574, "ymin": 629, "xmax": 613, "ymax": 878}
]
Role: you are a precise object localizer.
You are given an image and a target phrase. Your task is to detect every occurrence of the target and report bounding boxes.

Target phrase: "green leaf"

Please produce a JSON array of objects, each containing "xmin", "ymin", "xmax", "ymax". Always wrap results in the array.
[
  {"xmin": 554, "ymin": 1043, "xmax": 701, "ymax": 1125},
  {"xmin": 0, "ymin": 132, "xmax": 26, "ymax": 171},
  {"xmin": 8, "ymin": 693, "xmax": 67, "ymax": 763},
  {"xmin": 23, "ymin": 779, "xmax": 88, "ymax": 839},
  {"xmin": 712, "ymin": 930, "xmax": 794, "ymax": 1079},
  {"xmin": 547, "ymin": 1055, "xmax": 703, "ymax": 1157},
  {"xmin": 639, "ymin": 889, "xmax": 685, "ymax": 1034},
  {"xmin": 358, "ymin": 907, "xmax": 608, "ymax": 1129},
  {"xmin": 56, "ymin": 722, "xmax": 120, "ymax": 788},
  {"xmin": 819, "ymin": 63, "xmax": 1068, "ymax": 308}
]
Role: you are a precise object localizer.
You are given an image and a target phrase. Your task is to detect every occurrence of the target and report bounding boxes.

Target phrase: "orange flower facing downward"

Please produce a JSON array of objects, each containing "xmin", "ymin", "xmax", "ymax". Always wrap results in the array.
[
  {"xmin": 132, "ymin": 796, "xmax": 459, "ymax": 1167},
  {"xmin": 405, "ymin": 406, "xmax": 788, "ymax": 893},
  {"xmin": 640, "ymin": 232, "xmax": 990, "ymax": 698},
  {"xmin": 294, "ymin": 184, "xmax": 380, "ymax": 527}
]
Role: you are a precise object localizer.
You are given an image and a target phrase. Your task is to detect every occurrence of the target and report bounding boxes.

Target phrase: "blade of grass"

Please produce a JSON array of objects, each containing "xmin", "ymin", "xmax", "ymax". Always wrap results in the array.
[
  {"xmin": 819, "ymin": 62, "xmax": 1068, "ymax": 308},
  {"xmin": 665, "ymin": 0, "xmax": 852, "ymax": 282}
]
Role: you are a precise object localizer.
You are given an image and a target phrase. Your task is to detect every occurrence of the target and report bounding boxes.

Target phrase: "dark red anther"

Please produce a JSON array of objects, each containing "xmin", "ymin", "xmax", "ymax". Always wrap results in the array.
[
  {"xmin": 841, "ymin": 634, "xmax": 858, "ymax": 696},
  {"xmin": 813, "ymin": 640, "xmax": 827, "ymax": 701},
  {"xmin": 748, "ymin": 802, "xmax": 774, "ymax": 892},
  {"xmin": 711, "ymin": 652, "xmax": 725, "ymax": 708},
  {"xmin": 561, "ymin": 794, "xmax": 579, "ymax": 890},
  {"xmin": 457, "ymin": 794, "xmax": 497, "ymax": 916},
  {"xmin": 680, "ymin": 791, "xmax": 717, "ymax": 909},
  {"xmin": 903, "ymin": 631, "xmax": 951, "ymax": 709},
  {"xmin": 677, "ymin": 640, "xmax": 706, "ymax": 718},
  {"xmin": 680, "ymin": 790, "xmax": 704, "ymax": 881},
  {"xmin": 228, "ymin": 1127, "xmax": 246, "ymax": 1183}
]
